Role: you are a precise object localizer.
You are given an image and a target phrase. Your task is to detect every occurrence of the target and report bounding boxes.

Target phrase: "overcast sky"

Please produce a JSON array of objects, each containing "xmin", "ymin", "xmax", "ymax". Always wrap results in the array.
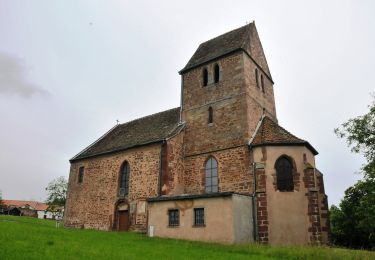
[{"xmin": 0, "ymin": 0, "xmax": 374, "ymax": 206}]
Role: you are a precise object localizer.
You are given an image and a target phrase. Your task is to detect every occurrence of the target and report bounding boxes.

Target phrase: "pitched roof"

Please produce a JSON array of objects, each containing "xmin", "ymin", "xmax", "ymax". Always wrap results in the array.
[
  {"xmin": 2, "ymin": 200, "xmax": 48, "ymax": 211},
  {"xmin": 181, "ymin": 24, "xmax": 251, "ymax": 72},
  {"xmin": 71, "ymin": 107, "xmax": 182, "ymax": 162},
  {"xmin": 180, "ymin": 22, "xmax": 271, "ymax": 80},
  {"xmin": 250, "ymin": 116, "xmax": 318, "ymax": 155}
]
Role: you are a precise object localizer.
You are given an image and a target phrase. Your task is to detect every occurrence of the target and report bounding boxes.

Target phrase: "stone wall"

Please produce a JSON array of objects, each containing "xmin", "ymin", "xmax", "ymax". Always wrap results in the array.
[
  {"xmin": 182, "ymin": 53, "xmax": 250, "ymax": 155},
  {"xmin": 65, "ymin": 143, "xmax": 162, "ymax": 232},
  {"xmin": 317, "ymin": 171, "xmax": 331, "ymax": 244},
  {"xmin": 243, "ymin": 53, "xmax": 277, "ymax": 121},
  {"xmin": 183, "ymin": 146, "xmax": 253, "ymax": 195},
  {"xmin": 181, "ymin": 50, "xmax": 277, "ymax": 157},
  {"xmin": 162, "ymin": 132, "xmax": 185, "ymax": 195}
]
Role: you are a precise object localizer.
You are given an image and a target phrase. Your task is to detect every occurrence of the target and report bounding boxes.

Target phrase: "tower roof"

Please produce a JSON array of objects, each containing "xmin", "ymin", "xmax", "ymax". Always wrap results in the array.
[
  {"xmin": 250, "ymin": 116, "xmax": 318, "ymax": 155},
  {"xmin": 180, "ymin": 22, "xmax": 272, "ymax": 80}
]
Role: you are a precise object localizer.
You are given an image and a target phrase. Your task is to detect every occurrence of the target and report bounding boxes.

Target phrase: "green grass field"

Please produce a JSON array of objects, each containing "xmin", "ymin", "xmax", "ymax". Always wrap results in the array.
[{"xmin": 0, "ymin": 215, "xmax": 373, "ymax": 259}]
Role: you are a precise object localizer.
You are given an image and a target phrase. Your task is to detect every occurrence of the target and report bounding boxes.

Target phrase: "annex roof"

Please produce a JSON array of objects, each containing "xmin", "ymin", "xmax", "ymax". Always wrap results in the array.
[
  {"xmin": 147, "ymin": 192, "xmax": 251, "ymax": 203},
  {"xmin": 70, "ymin": 107, "xmax": 182, "ymax": 162},
  {"xmin": 250, "ymin": 116, "xmax": 318, "ymax": 155}
]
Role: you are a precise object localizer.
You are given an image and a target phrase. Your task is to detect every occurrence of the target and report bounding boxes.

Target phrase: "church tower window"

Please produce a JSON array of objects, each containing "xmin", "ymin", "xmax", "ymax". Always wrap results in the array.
[
  {"xmin": 78, "ymin": 166, "xmax": 84, "ymax": 183},
  {"xmin": 255, "ymin": 68, "xmax": 260, "ymax": 88},
  {"xmin": 275, "ymin": 156, "xmax": 294, "ymax": 192},
  {"xmin": 202, "ymin": 68, "xmax": 208, "ymax": 86},
  {"xmin": 261, "ymin": 74, "xmax": 265, "ymax": 94},
  {"xmin": 208, "ymin": 107, "xmax": 213, "ymax": 124},
  {"xmin": 119, "ymin": 161, "xmax": 130, "ymax": 196},
  {"xmin": 214, "ymin": 64, "xmax": 220, "ymax": 83},
  {"xmin": 205, "ymin": 157, "xmax": 218, "ymax": 193}
]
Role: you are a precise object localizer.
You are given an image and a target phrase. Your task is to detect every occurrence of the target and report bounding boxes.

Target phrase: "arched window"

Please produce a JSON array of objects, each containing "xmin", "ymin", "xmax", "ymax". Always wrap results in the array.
[
  {"xmin": 255, "ymin": 68, "xmax": 260, "ymax": 88},
  {"xmin": 208, "ymin": 106, "xmax": 213, "ymax": 124},
  {"xmin": 119, "ymin": 161, "xmax": 130, "ymax": 196},
  {"xmin": 214, "ymin": 64, "xmax": 220, "ymax": 83},
  {"xmin": 261, "ymin": 74, "xmax": 265, "ymax": 94},
  {"xmin": 275, "ymin": 156, "xmax": 294, "ymax": 191},
  {"xmin": 205, "ymin": 157, "xmax": 218, "ymax": 193},
  {"xmin": 202, "ymin": 68, "xmax": 208, "ymax": 86}
]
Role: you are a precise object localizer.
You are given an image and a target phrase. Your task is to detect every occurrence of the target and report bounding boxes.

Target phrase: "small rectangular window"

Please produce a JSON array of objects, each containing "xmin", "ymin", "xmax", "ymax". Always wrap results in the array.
[
  {"xmin": 168, "ymin": 209, "xmax": 179, "ymax": 227},
  {"xmin": 78, "ymin": 166, "xmax": 84, "ymax": 183},
  {"xmin": 194, "ymin": 208, "xmax": 205, "ymax": 226},
  {"xmin": 261, "ymin": 74, "xmax": 265, "ymax": 94}
]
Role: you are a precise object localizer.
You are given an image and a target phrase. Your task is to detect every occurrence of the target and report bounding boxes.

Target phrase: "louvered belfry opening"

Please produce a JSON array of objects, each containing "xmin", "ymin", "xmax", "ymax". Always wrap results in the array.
[{"xmin": 275, "ymin": 156, "xmax": 294, "ymax": 192}]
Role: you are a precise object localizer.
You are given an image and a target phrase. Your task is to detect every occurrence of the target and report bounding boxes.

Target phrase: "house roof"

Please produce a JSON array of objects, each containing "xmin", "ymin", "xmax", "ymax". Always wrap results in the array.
[
  {"xmin": 2, "ymin": 200, "xmax": 48, "ymax": 211},
  {"xmin": 250, "ymin": 116, "xmax": 318, "ymax": 155},
  {"xmin": 70, "ymin": 107, "xmax": 182, "ymax": 162}
]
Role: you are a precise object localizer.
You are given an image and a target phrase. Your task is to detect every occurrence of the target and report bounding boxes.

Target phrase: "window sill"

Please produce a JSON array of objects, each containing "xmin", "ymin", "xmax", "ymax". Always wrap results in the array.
[
  {"xmin": 208, "ymin": 123, "xmax": 214, "ymax": 127},
  {"xmin": 192, "ymin": 224, "xmax": 206, "ymax": 228},
  {"xmin": 167, "ymin": 225, "xmax": 180, "ymax": 228},
  {"xmin": 203, "ymin": 82, "xmax": 220, "ymax": 88}
]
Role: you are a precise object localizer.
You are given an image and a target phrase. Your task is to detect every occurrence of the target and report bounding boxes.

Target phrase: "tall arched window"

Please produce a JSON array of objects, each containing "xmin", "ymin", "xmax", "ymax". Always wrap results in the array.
[
  {"xmin": 275, "ymin": 156, "xmax": 294, "ymax": 192},
  {"xmin": 255, "ymin": 68, "xmax": 260, "ymax": 88},
  {"xmin": 119, "ymin": 161, "xmax": 130, "ymax": 196},
  {"xmin": 208, "ymin": 106, "xmax": 213, "ymax": 124},
  {"xmin": 205, "ymin": 157, "xmax": 218, "ymax": 193},
  {"xmin": 214, "ymin": 64, "xmax": 220, "ymax": 83},
  {"xmin": 203, "ymin": 68, "xmax": 208, "ymax": 86}
]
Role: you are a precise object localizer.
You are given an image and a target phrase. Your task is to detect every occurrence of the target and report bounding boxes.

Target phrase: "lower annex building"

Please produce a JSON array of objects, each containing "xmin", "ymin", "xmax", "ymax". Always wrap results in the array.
[{"xmin": 65, "ymin": 22, "xmax": 330, "ymax": 245}]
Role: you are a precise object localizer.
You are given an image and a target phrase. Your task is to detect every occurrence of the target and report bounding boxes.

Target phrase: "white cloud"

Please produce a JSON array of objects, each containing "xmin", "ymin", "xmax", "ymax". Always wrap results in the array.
[{"xmin": 0, "ymin": 52, "xmax": 47, "ymax": 98}]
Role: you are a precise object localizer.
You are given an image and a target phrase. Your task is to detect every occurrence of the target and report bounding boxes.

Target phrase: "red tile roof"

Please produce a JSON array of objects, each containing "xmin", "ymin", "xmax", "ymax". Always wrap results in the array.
[
  {"xmin": 2, "ymin": 200, "xmax": 49, "ymax": 211},
  {"xmin": 250, "ymin": 116, "xmax": 318, "ymax": 155}
]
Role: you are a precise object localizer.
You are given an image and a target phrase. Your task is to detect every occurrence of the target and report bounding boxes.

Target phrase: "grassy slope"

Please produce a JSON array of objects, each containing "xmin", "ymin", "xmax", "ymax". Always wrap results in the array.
[{"xmin": 0, "ymin": 215, "xmax": 373, "ymax": 260}]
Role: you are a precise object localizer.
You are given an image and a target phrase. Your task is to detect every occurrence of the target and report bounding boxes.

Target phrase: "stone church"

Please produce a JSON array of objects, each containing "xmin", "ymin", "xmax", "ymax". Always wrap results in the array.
[{"xmin": 65, "ymin": 22, "xmax": 330, "ymax": 245}]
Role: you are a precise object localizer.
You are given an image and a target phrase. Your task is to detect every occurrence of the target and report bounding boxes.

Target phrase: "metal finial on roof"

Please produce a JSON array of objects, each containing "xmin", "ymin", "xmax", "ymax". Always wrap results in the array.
[{"xmin": 116, "ymin": 119, "xmax": 119, "ymax": 125}]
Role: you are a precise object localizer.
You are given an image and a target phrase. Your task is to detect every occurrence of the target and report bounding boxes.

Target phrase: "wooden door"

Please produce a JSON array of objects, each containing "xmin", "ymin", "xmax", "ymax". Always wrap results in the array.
[{"xmin": 118, "ymin": 210, "xmax": 129, "ymax": 231}]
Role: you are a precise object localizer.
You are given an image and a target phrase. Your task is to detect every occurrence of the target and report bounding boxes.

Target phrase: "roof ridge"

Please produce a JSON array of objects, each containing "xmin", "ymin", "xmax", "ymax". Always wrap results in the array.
[
  {"xmin": 119, "ymin": 107, "xmax": 180, "ymax": 127},
  {"xmin": 199, "ymin": 23, "xmax": 252, "ymax": 46},
  {"xmin": 240, "ymin": 23, "xmax": 252, "ymax": 50},
  {"xmin": 71, "ymin": 107, "xmax": 182, "ymax": 162},
  {"xmin": 70, "ymin": 124, "xmax": 119, "ymax": 161}
]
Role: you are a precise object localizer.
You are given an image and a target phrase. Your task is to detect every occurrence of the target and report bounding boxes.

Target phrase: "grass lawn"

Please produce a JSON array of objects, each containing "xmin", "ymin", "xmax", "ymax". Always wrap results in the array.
[{"xmin": 0, "ymin": 215, "xmax": 373, "ymax": 259}]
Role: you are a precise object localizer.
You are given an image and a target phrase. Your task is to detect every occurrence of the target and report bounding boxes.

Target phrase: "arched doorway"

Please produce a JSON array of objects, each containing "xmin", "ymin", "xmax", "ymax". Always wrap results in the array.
[{"xmin": 117, "ymin": 202, "xmax": 129, "ymax": 231}]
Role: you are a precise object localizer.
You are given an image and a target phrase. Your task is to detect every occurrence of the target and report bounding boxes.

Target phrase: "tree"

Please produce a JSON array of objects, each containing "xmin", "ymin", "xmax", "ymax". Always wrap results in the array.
[
  {"xmin": 330, "ymin": 179, "xmax": 375, "ymax": 248},
  {"xmin": 45, "ymin": 176, "xmax": 67, "ymax": 216},
  {"xmin": 334, "ymin": 96, "xmax": 375, "ymax": 178},
  {"xmin": 0, "ymin": 190, "xmax": 4, "ymax": 214},
  {"xmin": 332, "ymin": 96, "xmax": 375, "ymax": 249}
]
